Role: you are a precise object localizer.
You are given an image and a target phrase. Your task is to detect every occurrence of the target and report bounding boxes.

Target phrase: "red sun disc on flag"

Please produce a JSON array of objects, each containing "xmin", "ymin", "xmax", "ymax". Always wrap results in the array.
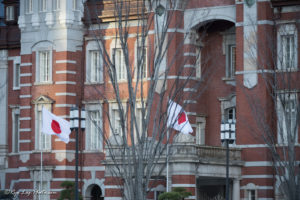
[
  {"xmin": 178, "ymin": 112, "xmax": 186, "ymax": 125},
  {"xmin": 51, "ymin": 120, "xmax": 62, "ymax": 134}
]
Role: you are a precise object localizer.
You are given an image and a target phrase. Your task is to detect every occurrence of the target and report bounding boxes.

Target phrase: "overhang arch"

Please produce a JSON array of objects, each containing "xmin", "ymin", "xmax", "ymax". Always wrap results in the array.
[{"xmin": 184, "ymin": 6, "xmax": 236, "ymax": 31}]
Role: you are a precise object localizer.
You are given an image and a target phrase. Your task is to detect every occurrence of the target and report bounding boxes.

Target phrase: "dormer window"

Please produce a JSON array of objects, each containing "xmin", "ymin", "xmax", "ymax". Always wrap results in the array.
[{"xmin": 6, "ymin": 6, "xmax": 14, "ymax": 21}]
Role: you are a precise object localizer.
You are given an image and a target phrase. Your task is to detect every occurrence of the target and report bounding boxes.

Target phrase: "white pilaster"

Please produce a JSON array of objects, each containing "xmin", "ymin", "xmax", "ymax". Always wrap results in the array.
[
  {"xmin": 0, "ymin": 50, "xmax": 8, "ymax": 189},
  {"xmin": 233, "ymin": 178, "xmax": 240, "ymax": 200}
]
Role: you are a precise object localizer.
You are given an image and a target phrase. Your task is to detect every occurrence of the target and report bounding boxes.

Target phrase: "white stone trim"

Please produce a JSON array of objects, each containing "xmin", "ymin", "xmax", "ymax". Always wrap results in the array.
[
  {"xmin": 20, "ymin": 117, "xmax": 31, "ymax": 121},
  {"xmin": 20, "ymin": 128, "xmax": 31, "ymax": 132},
  {"xmin": 55, "ymin": 81, "xmax": 76, "ymax": 85},
  {"xmin": 236, "ymin": 144, "xmax": 268, "ymax": 148},
  {"xmin": 19, "ymin": 140, "xmax": 31, "ymax": 143},
  {"xmin": 166, "ymin": 76, "xmax": 198, "ymax": 80},
  {"xmin": 20, "ymin": 73, "xmax": 32, "ymax": 77},
  {"xmin": 56, "ymin": 70, "xmax": 76, "ymax": 74},
  {"xmin": 186, "ymin": 112, "xmax": 197, "ymax": 116},
  {"xmin": 241, "ymin": 175, "xmax": 273, "ymax": 179},
  {"xmin": 244, "ymin": 161, "xmax": 273, "ymax": 167},
  {"xmin": 184, "ymin": 64, "xmax": 195, "ymax": 68},
  {"xmin": 183, "ymin": 88, "xmax": 197, "ymax": 92},
  {"xmin": 55, "ymin": 60, "xmax": 77, "ymax": 64},
  {"xmin": 184, "ymin": 100, "xmax": 197, "ymax": 104},
  {"xmin": 20, "ymin": 83, "xmax": 32, "ymax": 87},
  {"xmin": 20, "ymin": 106, "xmax": 31, "ymax": 110},
  {"xmin": 55, "ymin": 104, "xmax": 75, "ymax": 108},
  {"xmin": 20, "ymin": 95, "xmax": 32, "ymax": 98},
  {"xmin": 20, "ymin": 63, "xmax": 32, "ymax": 67},
  {"xmin": 172, "ymin": 184, "xmax": 196, "ymax": 187},
  {"xmin": 55, "ymin": 93, "xmax": 76, "ymax": 96},
  {"xmin": 241, "ymin": 185, "xmax": 273, "ymax": 190},
  {"xmin": 184, "ymin": 53, "xmax": 197, "ymax": 57}
]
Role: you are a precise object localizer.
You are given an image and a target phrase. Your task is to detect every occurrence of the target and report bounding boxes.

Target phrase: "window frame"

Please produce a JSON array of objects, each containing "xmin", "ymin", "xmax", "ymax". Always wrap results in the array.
[
  {"xmin": 12, "ymin": 107, "xmax": 20, "ymax": 153},
  {"xmin": 196, "ymin": 116, "xmax": 206, "ymax": 145},
  {"xmin": 135, "ymin": 39, "xmax": 148, "ymax": 80},
  {"xmin": 109, "ymin": 102, "xmax": 127, "ymax": 136},
  {"xmin": 85, "ymin": 103, "xmax": 103, "ymax": 151},
  {"xmin": 5, "ymin": 5, "xmax": 14, "ymax": 21},
  {"xmin": 277, "ymin": 24, "xmax": 298, "ymax": 70},
  {"xmin": 35, "ymin": 104, "xmax": 52, "ymax": 151},
  {"xmin": 13, "ymin": 63, "xmax": 20, "ymax": 90},
  {"xmin": 36, "ymin": 50, "xmax": 53, "ymax": 84},
  {"xmin": 276, "ymin": 92, "xmax": 298, "ymax": 144},
  {"xmin": 85, "ymin": 41, "xmax": 103, "ymax": 84},
  {"xmin": 113, "ymin": 48, "xmax": 127, "ymax": 81}
]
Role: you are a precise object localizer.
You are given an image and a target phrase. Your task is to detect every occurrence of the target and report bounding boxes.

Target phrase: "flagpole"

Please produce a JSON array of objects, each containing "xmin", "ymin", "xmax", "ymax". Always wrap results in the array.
[
  {"xmin": 166, "ymin": 130, "xmax": 169, "ymax": 192},
  {"xmin": 40, "ymin": 107, "xmax": 43, "ymax": 200}
]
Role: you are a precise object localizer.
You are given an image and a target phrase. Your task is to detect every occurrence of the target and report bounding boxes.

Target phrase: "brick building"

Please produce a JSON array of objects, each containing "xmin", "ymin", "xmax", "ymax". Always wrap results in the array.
[{"xmin": 0, "ymin": 0, "xmax": 299, "ymax": 199}]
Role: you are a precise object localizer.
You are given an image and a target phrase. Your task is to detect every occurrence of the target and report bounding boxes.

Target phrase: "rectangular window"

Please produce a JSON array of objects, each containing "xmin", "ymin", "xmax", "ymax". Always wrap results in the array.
[
  {"xmin": 13, "ymin": 63, "xmax": 20, "ymax": 89},
  {"xmin": 196, "ymin": 48, "xmax": 201, "ymax": 79},
  {"xmin": 40, "ymin": 0, "xmax": 47, "ymax": 12},
  {"xmin": 36, "ymin": 107, "xmax": 51, "ymax": 150},
  {"xmin": 113, "ymin": 48, "xmax": 127, "ymax": 81},
  {"xmin": 247, "ymin": 190, "xmax": 256, "ymax": 200},
  {"xmin": 12, "ymin": 108, "xmax": 20, "ymax": 153},
  {"xmin": 136, "ymin": 47, "xmax": 147, "ymax": 79},
  {"xmin": 37, "ymin": 51, "xmax": 51, "ymax": 83},
  {"xmin": 86, "ymin": 108, "xmax": 102, "ymax": 151},
  {"xmin": 89, "ymin": 50, "xmax": 101, "ymax": 83},
  {"xmin": 25, "ymin": 0, "xmax": 33, "ymax": 14},
  {"xmin": 196, "ymin": 117, "xmax": 206, "ymax": 145},
  {"xmin": 110, "ymin": 103, "xmax": 126, "ymax": 136},
  {"xmin": 225, "ymin": 107, "xmax": 236, "ymax": 122},
  {"xmin": 281, "ymin": 35, "xmax": 295, "ymax": 69},
  {"xmin": 34, "ymin": 181, "xmax": 49, "ymax": 200},
  {"xmin": 134, "ymin": 106, "xmax": 145, "ymax": 143},
  {"xmin": 53, "ymin": 0, "xmax": 60, "ymax": 10},
  {"xmin": 6, "ymin": 6, "xmax": 14, "ymax": 21},
  {"xmin": 227, "ymin": 45, "xmax": 236, "ymax": 78},
  {"xmin": 277, "ymin": 93, "xmax": 298, "ymax": 144}
]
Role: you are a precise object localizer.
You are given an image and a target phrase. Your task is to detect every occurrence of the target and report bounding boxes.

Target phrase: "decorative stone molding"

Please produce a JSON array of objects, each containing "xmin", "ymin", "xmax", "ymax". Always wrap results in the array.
[
  {"xmin": 45, "ymin": 13, "xmax": 54, "ymax": 27},
  {"xmin": 31, "ymin": 14, "xmax": 40, "ymax": 27},
  {"xmin": 19, "ymin": 154, "xmax": 30, "ymax": 163},
  {"xmin": 55, "ymin": 152, "xmax": 75, "ymax": 162},
  {"xmin": 174, "ymin": 132, "xmax": 195, "ymax": 143},
  {"xmin": 184, "ymin": 29, "xmax": 199, "ymax": 45}
]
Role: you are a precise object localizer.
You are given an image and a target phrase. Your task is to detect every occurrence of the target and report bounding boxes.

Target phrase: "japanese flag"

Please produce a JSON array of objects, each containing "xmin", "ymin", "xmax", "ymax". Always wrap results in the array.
[
  {"xmin": 42, "ymin": 107, "xmax": 71, "ymax": 143},
  {"xmin": 167, "ymin": 100, "xmax": 193, "ymax": 134}
]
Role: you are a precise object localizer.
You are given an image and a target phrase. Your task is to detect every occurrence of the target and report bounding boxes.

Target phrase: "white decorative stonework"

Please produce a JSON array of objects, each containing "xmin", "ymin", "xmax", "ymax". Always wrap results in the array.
[
  {"xmin": 55, "ymin": 152, "xmax": 75, "ymax": 162},
  {"xmin": 174, "ymin": 132, "xmax": 194, "ymax": 143},
  {"xmin": 19, "ymin": 154, "xmax": 30, "ymax": 163}
]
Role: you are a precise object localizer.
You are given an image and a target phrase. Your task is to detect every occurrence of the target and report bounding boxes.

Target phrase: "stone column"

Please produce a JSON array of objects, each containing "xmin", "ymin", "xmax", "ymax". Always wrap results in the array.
[{"xmin": 232, "ymin": 178, "xmax": 240, "ymax": 200}]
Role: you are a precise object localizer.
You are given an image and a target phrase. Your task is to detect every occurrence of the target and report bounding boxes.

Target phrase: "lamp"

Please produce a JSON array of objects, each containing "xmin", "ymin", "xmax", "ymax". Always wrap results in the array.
[
  {"xmin": 70, "ymin": 106, "xmax": 85, "ymax": 200},
  {"xmin": 220, "ymin": 119, "xmax": 236, "ymax": 200}
]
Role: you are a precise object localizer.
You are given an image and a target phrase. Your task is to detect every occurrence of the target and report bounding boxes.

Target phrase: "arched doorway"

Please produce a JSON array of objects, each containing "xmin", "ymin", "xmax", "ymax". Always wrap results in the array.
[{"xmin": 86, "ymin": 184, "xmax": 104, "ymax": 200}]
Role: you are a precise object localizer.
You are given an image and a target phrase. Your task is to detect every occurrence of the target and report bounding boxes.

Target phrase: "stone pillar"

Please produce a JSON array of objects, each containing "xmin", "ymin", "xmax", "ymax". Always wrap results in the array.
[{"xmin": 232, "ymin": 178, "xmax": 240, "ymax": 200}]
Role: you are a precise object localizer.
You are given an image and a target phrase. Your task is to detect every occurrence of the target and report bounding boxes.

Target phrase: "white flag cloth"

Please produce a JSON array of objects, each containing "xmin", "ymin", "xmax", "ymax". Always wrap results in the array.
[
  {"xmin": 167, "ymin": 100, "xmax": 193, "ymax": 134},
  {"xmin": 42, "ymin": 107, "xmax": 71, "ymax": 143}
]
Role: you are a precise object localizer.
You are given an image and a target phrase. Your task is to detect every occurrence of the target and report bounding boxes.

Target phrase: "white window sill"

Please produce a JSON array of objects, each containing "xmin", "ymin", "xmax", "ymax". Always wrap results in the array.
[
  {"xmin": 13, "ymin": 87, "xmax": 20, "ymax": 90},
  {"xmin": 83, "ymin": 150, "xmax": 104, "ymax": 153},
  {"xmin": 34, "ymin": 81, "xmax": 53, "ymax": 86},
  {"xmin": 32, "ymin": 150, "xmax": 52, "ymax": 153},
  {"xmin": 222, "ymin": 77, "xmax": 236, "ymax": 85},
  {"xmin": 8, "ymin": 152, "xmax": 20, "ymax": 156},
  {"xmin": 275, "ymin": 68, "xmax": 298, "ymax": 73},
  {"xmin": 84, "ymin": 81, "xmax": 104, "ymax": 85}
]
